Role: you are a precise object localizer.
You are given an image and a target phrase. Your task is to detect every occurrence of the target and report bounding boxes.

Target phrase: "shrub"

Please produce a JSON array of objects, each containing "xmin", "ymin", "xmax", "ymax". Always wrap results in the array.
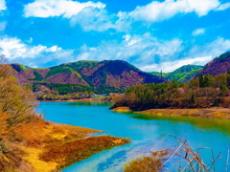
[{"xmin": 0, "ymin": 65, "xmax": 37, "ymax": 126}]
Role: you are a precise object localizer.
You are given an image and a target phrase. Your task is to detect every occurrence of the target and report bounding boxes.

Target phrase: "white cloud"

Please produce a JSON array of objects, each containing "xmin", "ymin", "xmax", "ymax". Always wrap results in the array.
[
  {"xmin": 141, "ymin": 56, "xmax": 212, "ymax": 72},
  {"xmin": 75, "ymin": 33, "xmax": 182, "ymax": 68},
  {"xmin": 23, "ymin": 0, "xmax": 230, "ymax": 32},
  {"xmin": 154, "ymin": 37, "xmax": 230, "ymax": 72},
  {"xmin": 1, "ymin": 36, "xmax": 228, "ymax": 73},
  {"xmin": 76, "ymin": 35, "xmax": 230, "ymax": 73},
  {"xmin": 0, "ymin": 37, "xmax": 74, "ymax": 67},
  {"xmin": 69, "ymin": 6, "xmax": 133, "ymax": 32},
  {"xmin": 24, "ymin": 0, "xmax": 114, "ymax": 32},
  {"xmin": 70, "ymin": 0, "xmax": 229, "ymax": 32},
  {"xmin": 146, "ymin": 37, "xmax": 230, "ymax": 72},
  {"xmin": 192, "ymin": 28, "xmax": 206, "ymax": 36},
  {"xmin": 189, "ymin": 37, "xmax": 230, "ymax": 58},
  {"xmin": 0, "ymin": 37, "xmax": 57, "ymax": 59},
  {"xmin": 24, "ymin": 0, "xmax": 127, "ymax": 32},
  {"xmin": 129, "ymin": 0, "xmax": 220, "ymax": 22},
  {"xmin": 0, "ymin": 0, "xmax": 6, "ymax": 11},
  {"xmin": 216, "ymin": 2, "xmax": 230, "ymax": 11},
  {"xmin": 70, "ymin": 8, "xmax": 123, "ymax": 32},
  {"xmin": 24, "ymin": 0, "xmax": 105, "ymax": 18}
]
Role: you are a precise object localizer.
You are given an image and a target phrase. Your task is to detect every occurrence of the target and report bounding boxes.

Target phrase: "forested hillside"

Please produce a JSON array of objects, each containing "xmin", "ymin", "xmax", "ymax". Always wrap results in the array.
[
  {"xmin": 152, "ymin": 65, "xmax": 203, "ymax": 82},
  {"xmin": 112, "ymin": 73, "xmax": 230, "ymax": 111},
  {"xmin": 2, "ymin": 60, "xmax": 163, "ymax": 100}
]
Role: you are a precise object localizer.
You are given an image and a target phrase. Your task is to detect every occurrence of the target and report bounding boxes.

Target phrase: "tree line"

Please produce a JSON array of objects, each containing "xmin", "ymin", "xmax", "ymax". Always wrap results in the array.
[{"xmin": 112, "ymin": 72, "xmax": 230, "ymax": 111}]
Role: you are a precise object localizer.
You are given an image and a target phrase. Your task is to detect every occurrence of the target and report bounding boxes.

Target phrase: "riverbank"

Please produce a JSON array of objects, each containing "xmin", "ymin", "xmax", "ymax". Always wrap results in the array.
[
  {"xmin": 112, "ymin": 106, "xmax": 230, "ymax": 120},
  {"xmin": 36, "ymin": 102, "xmax": 230, "ymax": 172},
  {"xmin": 0, "ymin": 114, "xmax": 128, "ymax": 172},
  {"xmin": 38, "ymin": 97, "xmax": 111, "ymax": 103}
]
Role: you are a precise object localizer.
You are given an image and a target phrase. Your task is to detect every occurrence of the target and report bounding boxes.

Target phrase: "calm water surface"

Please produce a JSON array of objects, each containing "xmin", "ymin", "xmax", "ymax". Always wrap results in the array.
[{"xmin": 37, "ymin": 102, "xmax": 230, "ymax": 172}]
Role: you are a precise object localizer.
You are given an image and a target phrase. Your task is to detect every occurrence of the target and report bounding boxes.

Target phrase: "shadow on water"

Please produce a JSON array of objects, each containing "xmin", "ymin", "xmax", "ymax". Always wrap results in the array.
[{"xmin": 66, "ymin": 102, "xmax": 112, "ymax": 106}]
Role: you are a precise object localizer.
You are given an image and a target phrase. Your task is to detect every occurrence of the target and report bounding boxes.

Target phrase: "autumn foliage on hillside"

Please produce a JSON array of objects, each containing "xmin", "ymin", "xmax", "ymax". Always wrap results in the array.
[
  {"xmin": 0, "ymin": 65, "xmax": 38, "ymax": 126},
  {"xmin": 112, "ymin": 72, "xmax": 230, "ymax": 111},
  {"xmin": 0, "ymin": 65, "xmax": 128, "ymax": 172},
  {"xmin": 0, "ymin": 65, "xmax": 39, "ymax": 171}
]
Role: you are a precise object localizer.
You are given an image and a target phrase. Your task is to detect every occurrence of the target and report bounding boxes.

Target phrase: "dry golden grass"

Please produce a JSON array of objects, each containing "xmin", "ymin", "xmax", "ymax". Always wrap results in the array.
[
  {"xmin": 125, "ymin": 156, "xmax": 162, "ymax": 172},
  {"xmin": 112, "ymin": 107, "xmax": 131, "ymax": 113},
  {"xmin": 0, "ymin": 113, "xmax": 8, "ymax": 135},
  {"xmin": 124, "ymin": 150, "xmax": 168, "ymax": 172},
  {"xmin": 22, "ymin": 147, "xmax": 58, "ymax": 172},
  {"xmin": 113, "ymin": 106, "xmax": 230, "ymax": 120},
  {"xmin": 0, "ymin": 139, "xmax": 34, "ymax": 172},
  {"xmin": 0, "ymin": 66, "xmax": 129, "ymax": 171},
  {"xmin": 0, "ymin": 115, "xmax": 128, "ymax": 172},
  {"xmin": 41, "ymin": 136, "xmax": 129, "ymax": 169},
  {"xmin": 141, "ymin": 107, "xmax": 230, "ymax": 119},
  {"xmin": 13, "ymin": 120, "xmax": 97, "ymax": 147}
]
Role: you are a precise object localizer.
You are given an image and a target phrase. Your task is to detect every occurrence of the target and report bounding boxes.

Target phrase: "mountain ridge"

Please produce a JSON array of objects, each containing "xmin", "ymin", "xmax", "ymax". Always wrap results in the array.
[
  {"xmin": 200, "ymin": 51, "xmax": 230, "ymax": 76},
  {"xmin": 4, "ymin": 51, "xmax": 230, "ymax": 96},
  {"xmin": 5, "ymin": 60, "xmax": 164, "ymax": 95},
  {"xmin": 151, "ymin": 65, "xmax": 204, "ymax": 82}
]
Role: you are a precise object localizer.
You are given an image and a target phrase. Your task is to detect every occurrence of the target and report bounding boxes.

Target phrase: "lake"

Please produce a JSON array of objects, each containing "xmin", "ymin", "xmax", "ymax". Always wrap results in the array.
[{"xmin": 37, "ymin": 102, "xmax": 230, "ymax": 172}]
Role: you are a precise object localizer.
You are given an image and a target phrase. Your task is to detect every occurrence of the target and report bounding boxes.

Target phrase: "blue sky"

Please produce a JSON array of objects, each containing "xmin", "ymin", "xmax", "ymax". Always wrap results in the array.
[{"xmin": 0, "ymin": 0, "xmax": 230, "ymax": 72}]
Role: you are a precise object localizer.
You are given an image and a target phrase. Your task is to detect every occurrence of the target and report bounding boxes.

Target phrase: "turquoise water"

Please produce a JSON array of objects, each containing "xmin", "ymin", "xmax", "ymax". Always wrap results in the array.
[{"xmin": 38, "ymin": 102, "xmax": 230, "ymax": 172}]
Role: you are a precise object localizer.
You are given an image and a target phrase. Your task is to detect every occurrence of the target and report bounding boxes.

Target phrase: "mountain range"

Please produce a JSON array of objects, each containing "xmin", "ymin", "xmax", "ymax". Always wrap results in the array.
[
  {"xmin": 7, "ymin": 60, "xmax": 164, "ymax": 95},
  {"xmin": 2, "ymin": 51, "xmax": 230, "ymax": 95}
]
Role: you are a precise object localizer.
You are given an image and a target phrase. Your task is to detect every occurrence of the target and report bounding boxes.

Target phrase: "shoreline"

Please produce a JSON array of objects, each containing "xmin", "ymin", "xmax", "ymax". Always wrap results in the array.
[
  {"xmin": 23, "ymin": 121, "xmax": 129, "ymax": 172},
  {"xmin": 37, "ymin": 97, "xmax": 111, "ymax": 103},
  {"xmin": 1, "ymin": 114, "xmax": 128, "ymax": 172},
  {"xmin": 112, "ymin": 106, "xmax": 230, "ymax": 120}
]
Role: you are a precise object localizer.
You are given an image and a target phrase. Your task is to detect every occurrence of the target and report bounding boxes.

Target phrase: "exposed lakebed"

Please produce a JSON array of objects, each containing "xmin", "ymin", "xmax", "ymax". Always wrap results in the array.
[{"xmin": 37, "ymin": 102, "xmax": 230, "ymax": 172}]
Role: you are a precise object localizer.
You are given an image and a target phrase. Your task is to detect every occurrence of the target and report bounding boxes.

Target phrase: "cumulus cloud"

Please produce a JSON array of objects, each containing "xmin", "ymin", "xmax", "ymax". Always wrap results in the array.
[
  {"xmin": 0, "ymin": 37, "xmax": 74, "ymax": 67},
  {"xmin": 143, "ymin": 37, "xmax": 230, "ymax": 72},
  {"xmin": 23, "ymin": 0, "xmax": 230, "ymax": 32},
  {"xmin": 70, "ymin": 8, "xmax": 124, "ymax": 32},
  {"xmin": 216, "ymin": 2, "xmax": 230, "ymax": 11},
  {"xmin": 20, "ymin": 0, "xmax": 230, "ymax": 69},
  {"xmin": 141, "ymin": 56, "xmax": 213, "ymax": 72},
  {"xmin": 189, "ymin": 37, "xmax": 230, "ymax": 58},
  {"xmin": 74, "ymin": 35, "xmax": 230, "ymax": 73},
  {"xmin": 24, "ymin": 0, "xmax": 105, "ymax": 18},
  {"xmin": 129, "ymin": 0, "xmax": 220, "ymax": 22},
  {"xmin": 0, "ymin": 0, "xmax": 6, "ymax": 11},
  {"xmin": 192, "ymin": 28, "xmax": 206, "ymax": 36},
  {"xmin": 75, "ymin": 35, "xmax": 215, "ymax": 73},
  {"xmin": 75, "ymin": 33, "xmax": 182, "ymax": 68},
  {"xmin": 1, "ymin": 35, "xmax": 229, "ymax": 73},
  {"xmin": 24, "ymin": 0, "xmax": 119, "ymax": 31},
  {"xmin": 24, "ymin": 0, "xmax": 128, "ymax": 32}
]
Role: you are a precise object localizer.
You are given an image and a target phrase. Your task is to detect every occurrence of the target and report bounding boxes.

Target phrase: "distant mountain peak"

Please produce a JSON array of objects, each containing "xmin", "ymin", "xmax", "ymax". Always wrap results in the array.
[
  {"xmin": 200, "ymin": 51, "xmax": 230, "ymax": 76},
  {"xmin": 173, "ymin": 65, "xmax": 203, "ymax": 73},
  {"xmin": 151, "ymin": 64, "xmax": 203, "ymax": 82},
  {"xmin": 214, "ymin": 51, "xmax": 230, "ymax": 62},
  {"xmin": 6, "ymin": 60, "xmax": 164, "ymax": 94}
]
